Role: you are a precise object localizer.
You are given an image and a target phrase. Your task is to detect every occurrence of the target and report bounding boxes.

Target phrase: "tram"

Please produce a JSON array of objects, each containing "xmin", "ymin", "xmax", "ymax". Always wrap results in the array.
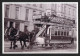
[{"xmin": 34, "ymin": 14, "xmax": 75, "ymax": 49}]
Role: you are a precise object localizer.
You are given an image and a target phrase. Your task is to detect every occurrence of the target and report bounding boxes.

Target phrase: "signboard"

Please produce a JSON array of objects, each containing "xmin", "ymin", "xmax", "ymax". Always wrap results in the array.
[{"xmin": 51, "ymin": 17, "xmax": 74, "ymax": 26}]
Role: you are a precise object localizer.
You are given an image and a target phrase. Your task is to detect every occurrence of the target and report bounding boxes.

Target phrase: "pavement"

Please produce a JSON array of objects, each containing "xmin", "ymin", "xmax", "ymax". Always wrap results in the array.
[{"xmin": 3, "ymin": 40, "xmax": 78, "ymax": 54}]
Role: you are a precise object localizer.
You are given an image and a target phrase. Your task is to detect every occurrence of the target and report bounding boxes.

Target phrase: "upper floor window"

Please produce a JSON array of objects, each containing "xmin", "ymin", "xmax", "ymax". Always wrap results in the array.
[
  {"xmin": 33, "ymin": 10, "xmax": 37, "ymax": 16},
  {"xmin": 40, "ymin": 4, "xmax": 42, "ymax": 8},
  {"xmin": 15, "ymin": 7, "xmax": 19, "ymax": 19},
  {"xmin": 33, "ymin": 4, "xmax": 37, "ymax": 7},
  {"xmin": 73, "ymin": 9, "xmax": 75, "ymax": 16},
  {"xmin": 69, "ymin": 8, "xmax": 70, "ymax": 15},
  {"xmin": 25, "ymin": 9, "xmax": 29, "ymax": 21},
  {"xmin": 26, "ymin": 4, "xmax": 30, "ymax": 5},
  {"xmin": 39, "ymin": 11, "xmax": 42, "ymax": 15},
  {"xmin": 5, "ymin": 5, "xmax": 9, "ymax": 17}
]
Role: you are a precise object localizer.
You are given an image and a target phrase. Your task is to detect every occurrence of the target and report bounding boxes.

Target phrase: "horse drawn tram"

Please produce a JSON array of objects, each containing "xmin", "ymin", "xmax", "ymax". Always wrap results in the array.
[
  {"xmin": 33, "ymin": 14, "xmax": 75, "ymax": 49},
  {"xmin": 4, "ymin": 14, "xmax": 75, "ymax": 50}
]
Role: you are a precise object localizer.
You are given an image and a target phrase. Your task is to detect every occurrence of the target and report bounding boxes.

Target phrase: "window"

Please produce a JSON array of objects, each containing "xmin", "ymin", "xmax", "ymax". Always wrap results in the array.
[
  {"xmin": 55, "ymin": 31, "xmax": 57, "ymax": 36},
  {"xmin": 25, "ymin": 9, "xmax": 29, "ymax": 20},
  {"xmin": 39, "ymin": 11, "xmax": 42, "ymax": 15},
  {"xmin": 15, "ymin": 7, "xmax": 19, "ymax": 19},
  {"xmin": 26, "ymin": 4, "xmax": 30, "ymax": 5},
  {"xmin": 4, "ymin": 21, "xmax": 8, "ymax": 30},
  {"xmin": 69, "ymin": 8, "xmax": 70, "ymax": 15},
  {"xmin": 61, "ymin": 31, "xmax": 63, "ymax": 36},
  {"xmin": 9, "ymin": 21, "xmax": 13, "ymax": 28},
  {"xmin": 73, "ymin": 9, "xmax": 75, "ymax": 16},
  {"xmin": 33, "ymin": 10, "xmax": 37, "ymax": 16},
  {"xmin": 73, "ymin": 20, "xmax": 75, "ymax": 24},
  {"xmin": 5, "ymin": 5, "xmax": 9, "ymax": 17},
  {"xmin": 40, "ymin": 4, "xmax": 42, "ymax": 8},
  {"xmin": 64, "ymin": 31, "xmax": 66, "ymax": 36},
  {"xmin": 24, "ymin": 26, "xmax": 28, "ymax": 33},
  {"xmin": 58, "ymin": 31, "xmax": 60, "ymax": 35},
  {"xmin": 33, "ymin": 4, "xmax": 37, "ymax": 7},
  {"xmin": 67, "ymin": 32, "xmax": 69, "ymax": 36},
  {"xmin": 15, "ymin": 22, "xmax": 20, "ymax": 30}
]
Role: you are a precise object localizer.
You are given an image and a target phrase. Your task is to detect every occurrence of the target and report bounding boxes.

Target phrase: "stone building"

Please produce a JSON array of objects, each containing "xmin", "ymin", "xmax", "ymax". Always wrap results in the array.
[
  {"xmin": 4, "ymin": 3, "xmax": 77, "ymax": 39},
  {"xmin": 4, "ymin": 3, "xmax": 45, "ymax": 32}
]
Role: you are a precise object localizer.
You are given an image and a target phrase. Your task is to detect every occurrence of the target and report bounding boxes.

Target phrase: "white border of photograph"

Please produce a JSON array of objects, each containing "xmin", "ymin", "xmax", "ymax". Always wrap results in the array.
[{"xmin": 2, "ymin": 2, "xmax": 78, "ymax": 54}]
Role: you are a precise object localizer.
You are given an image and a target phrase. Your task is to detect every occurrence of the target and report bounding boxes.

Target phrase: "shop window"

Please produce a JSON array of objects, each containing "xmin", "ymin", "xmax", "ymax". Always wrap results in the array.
[
  {"xmin": 24, "ymin": 26, "xmax": 28, "ymax": 33},
  {"xmin": 9, "ymin": 21, "xmax": 13, "ymax": 28},
  {"xmin": 15, "ymin": 22, "xmax": 20, "ymax": 30}
]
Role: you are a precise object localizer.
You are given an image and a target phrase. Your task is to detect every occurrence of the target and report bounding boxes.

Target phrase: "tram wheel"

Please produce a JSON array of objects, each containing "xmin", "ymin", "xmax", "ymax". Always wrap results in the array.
[
  {"xmin": 52, "ymin": 44, "xmax": 57, "ymax": 49},
  {"xmin": 49, "ymin": 44, "xmax": 52, "ymax": 46}
]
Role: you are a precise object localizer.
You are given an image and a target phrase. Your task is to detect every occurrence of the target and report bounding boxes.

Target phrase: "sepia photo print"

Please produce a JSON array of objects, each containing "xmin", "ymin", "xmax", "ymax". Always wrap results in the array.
[{"xmin": 2, "ymin": 2, "xmax": 78, "ymax": 54}]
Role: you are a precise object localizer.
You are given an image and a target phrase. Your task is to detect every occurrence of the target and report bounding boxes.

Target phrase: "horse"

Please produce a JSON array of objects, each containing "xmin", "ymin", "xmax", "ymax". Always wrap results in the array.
[
  {"xmin": 5, "ymin": 27, "xmax": 36, "ymax": 50},
  {"xmin": 17, "ymin": 31, "xmax": 35, "ymax": 49},
  {"xmin": 5, "ymin": 27, "xmax": 18, "ymax": 49},
  {"xmin": 17, "ymin": 31, "xmax": 29, "ymax": 49}
]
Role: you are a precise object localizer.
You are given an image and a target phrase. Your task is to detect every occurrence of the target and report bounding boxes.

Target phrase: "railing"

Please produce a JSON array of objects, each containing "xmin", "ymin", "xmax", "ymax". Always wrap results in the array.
[{"xmin": 36, "ymin": 25, "xmax": 46, "ymax": 37}]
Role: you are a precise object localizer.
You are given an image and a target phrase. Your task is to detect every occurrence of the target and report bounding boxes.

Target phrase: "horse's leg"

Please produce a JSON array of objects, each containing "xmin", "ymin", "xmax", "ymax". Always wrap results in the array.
[
  {"xmin": 21, "ymin": 41, "xmax": 25, "ymax": 49},
  {"xmin": 10, "ymin": 41, "xmax": 12, "ymax": 49},
  {"xmin": 24, "ymin": 41, "xmax": 27, "ymax": 47},
  {"xmin": 13, "ymin": 40, "xmax": 16, "ymax": 49},
  {"xmin": 20, "ymin": 40, "xmax": 23, "ymax": 49}
]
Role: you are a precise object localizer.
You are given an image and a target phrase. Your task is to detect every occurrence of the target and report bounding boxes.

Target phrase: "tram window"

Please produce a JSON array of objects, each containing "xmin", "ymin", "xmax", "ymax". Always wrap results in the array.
[
  {"xmin": 61, "ymin": 31, "xmax": 63, "ymax": 36},
  {"xmin": 67, "ymin": 32, "xmax": 69, "ymax": 36},
  {"xmin": 64, "ymin": 32, "xmax": 66, "ymax": 36},
  {"xmin": 55, "ymin": 31, "xmax": 57, "ymax": 36},
  {"xmin": 58, "ymin": 31, "xmax": 60, "ymax": 35}
]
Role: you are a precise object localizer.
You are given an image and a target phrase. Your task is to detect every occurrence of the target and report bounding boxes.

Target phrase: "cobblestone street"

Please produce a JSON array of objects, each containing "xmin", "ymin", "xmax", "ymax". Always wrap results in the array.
[{"xmin": 3, "ymin": 41, "xmax": 77, "ymax": 53}]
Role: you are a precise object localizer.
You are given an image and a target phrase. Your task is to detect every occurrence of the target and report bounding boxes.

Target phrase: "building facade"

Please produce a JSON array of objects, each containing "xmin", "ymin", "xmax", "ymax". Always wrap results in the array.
[
  {"xmin": 4, "ymin": 3, "xmax": 77, "ymax": 39},
  {"xmin": 4, "ymin": 4, "xmax": 45, "ymax": 32}
]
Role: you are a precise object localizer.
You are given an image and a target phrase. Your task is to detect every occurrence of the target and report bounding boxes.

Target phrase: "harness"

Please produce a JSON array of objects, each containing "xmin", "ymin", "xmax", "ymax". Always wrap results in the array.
[{"xmin": 5, "ymin": 27, "xmax": 18, "ymax": 41}]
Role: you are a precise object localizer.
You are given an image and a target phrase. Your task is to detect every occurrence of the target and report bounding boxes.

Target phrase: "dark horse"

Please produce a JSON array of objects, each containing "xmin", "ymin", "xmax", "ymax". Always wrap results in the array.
[
  {"xmin": 5, "ymin": 27, "xmax": 35, "ymax": 49},
  {"xmin": 5, "ymin": 27, "xmax": 18, "ymax": 49},
  {"xmin": 18, "ymin": 31, "xmax": 35, "ymax": 49}
]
